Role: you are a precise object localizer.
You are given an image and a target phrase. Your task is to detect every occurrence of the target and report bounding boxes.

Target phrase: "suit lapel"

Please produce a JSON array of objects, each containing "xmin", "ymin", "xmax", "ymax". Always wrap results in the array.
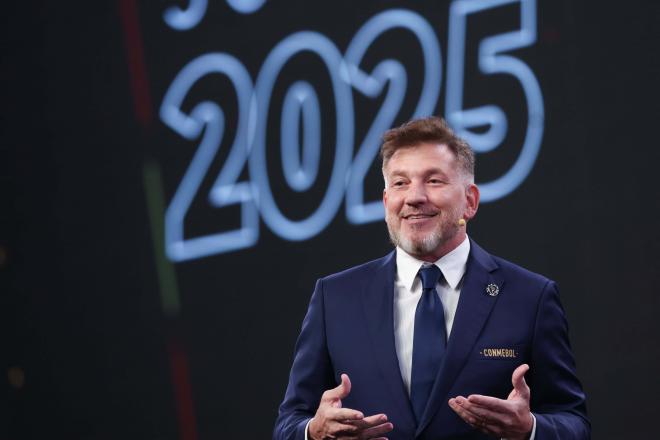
[
  {"xmin": 416, "ymin": 240, "xmax": 505, "ymax": 436},
  {"xmin": 361, "ymin": 251, "xmax": 417, "ymax": 429}
]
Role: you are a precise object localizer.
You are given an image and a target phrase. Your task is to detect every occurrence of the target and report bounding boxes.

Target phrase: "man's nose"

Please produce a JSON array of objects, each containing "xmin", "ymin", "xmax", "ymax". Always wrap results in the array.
[{"xmin": 405, "ymin": 182, "xmax": 427, "ymax": 205}]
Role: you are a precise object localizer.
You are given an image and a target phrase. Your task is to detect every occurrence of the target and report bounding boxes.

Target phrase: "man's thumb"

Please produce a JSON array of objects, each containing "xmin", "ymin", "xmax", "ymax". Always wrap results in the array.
[
  {"xmin": 331, "ymin": 373, "xmax": 352, "ymax": 400},
  {"xmin": 512, "ymin": 364, "xmax": 530, "ymax": 394}
]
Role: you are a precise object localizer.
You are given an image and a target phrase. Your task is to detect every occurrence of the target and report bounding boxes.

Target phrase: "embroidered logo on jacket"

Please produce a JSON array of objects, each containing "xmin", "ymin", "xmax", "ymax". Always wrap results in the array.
[{"xmin": 479, "ymin": 348, "xmax": 517, "ymax": 358}]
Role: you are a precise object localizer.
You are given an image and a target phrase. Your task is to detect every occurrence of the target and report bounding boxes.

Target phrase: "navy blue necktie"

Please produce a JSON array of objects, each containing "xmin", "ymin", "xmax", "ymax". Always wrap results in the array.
[{"xmin": 410, "ymin": 264, "xmax": 447, "ymax": 423}]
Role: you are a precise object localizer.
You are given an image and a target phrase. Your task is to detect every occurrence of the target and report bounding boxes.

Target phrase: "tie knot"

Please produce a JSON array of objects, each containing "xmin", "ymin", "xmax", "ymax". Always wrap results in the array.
[{"xmin": 418, "ymin": 265, "xmax": 442, "ymax": 290}]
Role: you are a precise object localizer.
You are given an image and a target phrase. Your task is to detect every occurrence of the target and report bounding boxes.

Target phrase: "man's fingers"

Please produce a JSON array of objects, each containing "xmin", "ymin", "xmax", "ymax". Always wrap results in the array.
[
  {"xmin": 449, "ymin": 398, "xmax": 485, "ymax": 427},
  {"xmin": 458, "ymin": 398, "xmax": 509, "ymax": 425},
  {"xmin": 357, "ymin": 421, "xmax": 394, "ymax": 439},
  {"xmin": 449, "ymin": 397, "xmax": 503, "ymax": 436},
  {"xmin": 328, "ymin": 407, "xmax": 365, "ymax": 422},
  {"xmin": 344, "ymin": 413, "xmax": 388, "ymax": 429},
  {"xmin": 451, "ymin": 397, "xmax": 492, "ymax": 419},
  {"xmin": 511, "ymin": 364, "xmax": 530, "ymax": 395},
  {"xmin": 329, "ymin": 421, "xmax": 361, "ymax": 435},
  {"xmin": 451, "ymin": 385, "xmax": 534, "ymax": 438},
  {"xmin": 329, "ymin": 416, "xmax": 393, "ymax": 439},
  {"xmin": 466, "ymin": 394, "xmax": 508, "ymax": 413}
]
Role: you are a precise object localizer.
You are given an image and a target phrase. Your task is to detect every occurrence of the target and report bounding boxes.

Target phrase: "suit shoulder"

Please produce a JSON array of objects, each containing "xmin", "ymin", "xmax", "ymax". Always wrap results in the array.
[
  {"xmin": 318, "ymin": 253, "xmax": 392, "ymax": 291},
  {"xmin": 491, "ymin": 254, "xmax": 554, "ymax": 288}
]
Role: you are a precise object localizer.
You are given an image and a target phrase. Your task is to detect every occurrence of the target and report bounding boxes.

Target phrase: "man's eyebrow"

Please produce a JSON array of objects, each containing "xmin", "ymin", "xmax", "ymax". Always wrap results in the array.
[
  {"xmin": 388, "ymin": 168, "xmax": 449, "ymax": 177},
  {"xmin": 387, "ymin": 170, "xmax": 407, "ymax": 177},
  {"xmin": 427, "ymin": 170, "xmax": 451, "ymax": 179}
]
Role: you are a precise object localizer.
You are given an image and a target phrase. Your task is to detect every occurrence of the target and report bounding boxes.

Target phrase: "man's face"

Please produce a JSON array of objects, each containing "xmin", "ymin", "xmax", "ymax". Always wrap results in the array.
[{"xmin": 383, "ymin": 143, "xmax": 478, "ymax": 261}]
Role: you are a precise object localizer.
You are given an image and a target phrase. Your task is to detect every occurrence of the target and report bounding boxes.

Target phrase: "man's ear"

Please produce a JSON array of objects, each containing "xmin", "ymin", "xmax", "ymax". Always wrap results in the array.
[{"xmin": 464, "ymin": 183, "xmax": 480, "ymax": 220}]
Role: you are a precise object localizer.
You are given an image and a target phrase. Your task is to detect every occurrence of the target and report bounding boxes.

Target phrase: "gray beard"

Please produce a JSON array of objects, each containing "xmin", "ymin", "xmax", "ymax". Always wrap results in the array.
[
  {"xmin": 388, "ymin": 224, "xmax": 441, "ymax": 257},
  {"xmin": 386, "ymin": 212, "xmax": 461, "ymax": 258}
]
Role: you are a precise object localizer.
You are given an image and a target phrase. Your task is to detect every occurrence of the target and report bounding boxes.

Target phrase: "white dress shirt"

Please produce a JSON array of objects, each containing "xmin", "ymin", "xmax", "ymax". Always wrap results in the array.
[{"xmin": 393, "ymin": 237, "xmax": 470, "ymax": 394}]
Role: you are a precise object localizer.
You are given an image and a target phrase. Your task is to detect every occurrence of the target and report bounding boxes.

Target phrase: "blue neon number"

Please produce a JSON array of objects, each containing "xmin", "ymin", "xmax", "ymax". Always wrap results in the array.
[
  {"xmin": 249, "ymin": 32, "xmax": 354, "ymax": 241},
  {"xmin": 446, "ymin": 0, "xmax": 544, "ymax": 201},
  {"xmin": 226, "ymin": 0, "xmax": 267, "ymax": 14},
  {"xmin": 344, "ymin": 9, "xmax": 442, "ymax": 224},
  {"xmin": 160, "ymin": 54, "xmax": 257, "ymax": 261},
  {"xmin": 159, "ymin": 2, "xmax": 544, "ymax": 261},
  {"xmin": 280, "ymin": 81, "xmax": 322, "ymax": 192},
  {"xmin": 163, "ymin": 0, "xmax": 266, "ymax": 31},
  {"xmin": 163, "ymin": 0, "xmax": 208, "ymax": 31}
]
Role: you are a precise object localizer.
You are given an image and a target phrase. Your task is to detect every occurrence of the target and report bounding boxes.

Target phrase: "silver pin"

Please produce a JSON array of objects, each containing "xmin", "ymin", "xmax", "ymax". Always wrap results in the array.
[{"xmin": 485, "ymin": 283, "xmax": 499, "ymax": 297}]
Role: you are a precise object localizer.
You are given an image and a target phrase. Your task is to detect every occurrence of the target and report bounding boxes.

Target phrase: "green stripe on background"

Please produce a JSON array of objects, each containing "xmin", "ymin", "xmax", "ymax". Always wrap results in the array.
[{"xmin": 143, "ymin": 161, "xmax": 181, "ymax": 316}]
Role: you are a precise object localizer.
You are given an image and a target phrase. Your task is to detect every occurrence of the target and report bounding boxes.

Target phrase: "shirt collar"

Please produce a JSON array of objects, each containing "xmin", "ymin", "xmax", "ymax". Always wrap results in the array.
[{"xmin": 395, "ymin": 236, "xmax": 471, "ymax": 291}]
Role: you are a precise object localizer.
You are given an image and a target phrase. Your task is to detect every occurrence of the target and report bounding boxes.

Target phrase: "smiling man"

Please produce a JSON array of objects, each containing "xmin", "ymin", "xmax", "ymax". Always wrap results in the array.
[{"xmin": 274, "ymin": 116, "xmax": 590, "ymax": 440}]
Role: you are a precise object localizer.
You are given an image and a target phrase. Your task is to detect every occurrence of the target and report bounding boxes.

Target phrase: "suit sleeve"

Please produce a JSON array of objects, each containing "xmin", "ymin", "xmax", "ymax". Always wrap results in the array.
[
  {"xmin": 529, "ymin": 280, "xmax": 591, "ymax": 440},
  {"xmin": 273, "ymin": 279, "xmax": 335, "ymax": 440}
]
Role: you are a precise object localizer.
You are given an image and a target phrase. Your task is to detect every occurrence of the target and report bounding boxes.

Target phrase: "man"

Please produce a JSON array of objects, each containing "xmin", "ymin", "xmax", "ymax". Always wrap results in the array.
[{"xmin": 274, "ymin": 117, "xmax": 589, "ymax": 440}]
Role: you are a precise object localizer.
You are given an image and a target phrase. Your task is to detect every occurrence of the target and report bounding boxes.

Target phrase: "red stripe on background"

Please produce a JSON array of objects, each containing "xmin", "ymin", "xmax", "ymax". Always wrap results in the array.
[
  {"xmin": 117, "ymin": 4, "xmax": 197, "ymax": 438},
  {"xmin": 168, "ymin": 339, "xmax": 199, "ymax": 440},
  {"xmin": 117, "ymin": 0, "xmax": 153, "ymax": 127}
]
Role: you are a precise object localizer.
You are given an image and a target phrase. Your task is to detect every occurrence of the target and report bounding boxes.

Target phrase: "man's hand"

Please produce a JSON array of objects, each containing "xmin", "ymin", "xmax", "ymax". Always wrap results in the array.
[
  {"xmin": 448, "ymin": 364, "xmax": 534, "ymax": 440},
  {"xmin": 308, "ymin": 374, "xmax": 394, "ymax": 440}
]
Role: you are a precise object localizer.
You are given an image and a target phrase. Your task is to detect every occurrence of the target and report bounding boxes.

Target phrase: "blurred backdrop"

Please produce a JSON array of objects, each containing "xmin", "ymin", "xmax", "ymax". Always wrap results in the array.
[{"xmin": 3, "ymin": 0, "xmax": 660, "ymax": 438}]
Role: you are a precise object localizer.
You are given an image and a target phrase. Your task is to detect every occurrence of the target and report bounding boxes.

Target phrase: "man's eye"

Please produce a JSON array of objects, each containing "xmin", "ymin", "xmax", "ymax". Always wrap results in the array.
[{"xmin": 392, "ymin": 181, "xmax": 405, "ymax": 187}]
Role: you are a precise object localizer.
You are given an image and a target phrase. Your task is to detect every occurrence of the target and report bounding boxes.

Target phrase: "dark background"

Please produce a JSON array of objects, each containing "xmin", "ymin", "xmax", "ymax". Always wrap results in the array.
[{"xmin": 3, "ymin": 1, "xmax": 660, "ymax": 439}]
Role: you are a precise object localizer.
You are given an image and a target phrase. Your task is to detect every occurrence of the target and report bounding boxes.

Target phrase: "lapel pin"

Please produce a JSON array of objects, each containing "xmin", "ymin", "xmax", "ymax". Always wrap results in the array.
[{"xmin": 485, "ymin": 283, "xmax": 499, "ymax": 297}]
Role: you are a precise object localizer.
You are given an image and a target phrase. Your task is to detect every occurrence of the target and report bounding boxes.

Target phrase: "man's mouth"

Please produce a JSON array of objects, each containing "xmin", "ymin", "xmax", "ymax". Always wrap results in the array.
[{"xmin": 402, "ymin": 213, "xmax": 438, "ymax": 219}]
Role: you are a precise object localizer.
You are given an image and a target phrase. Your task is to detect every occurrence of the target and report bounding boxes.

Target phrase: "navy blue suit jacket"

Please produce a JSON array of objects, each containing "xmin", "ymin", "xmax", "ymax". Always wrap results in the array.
[{"xmin": 274, "ymin": 241, "xmax": 590, "ymax": 439}]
